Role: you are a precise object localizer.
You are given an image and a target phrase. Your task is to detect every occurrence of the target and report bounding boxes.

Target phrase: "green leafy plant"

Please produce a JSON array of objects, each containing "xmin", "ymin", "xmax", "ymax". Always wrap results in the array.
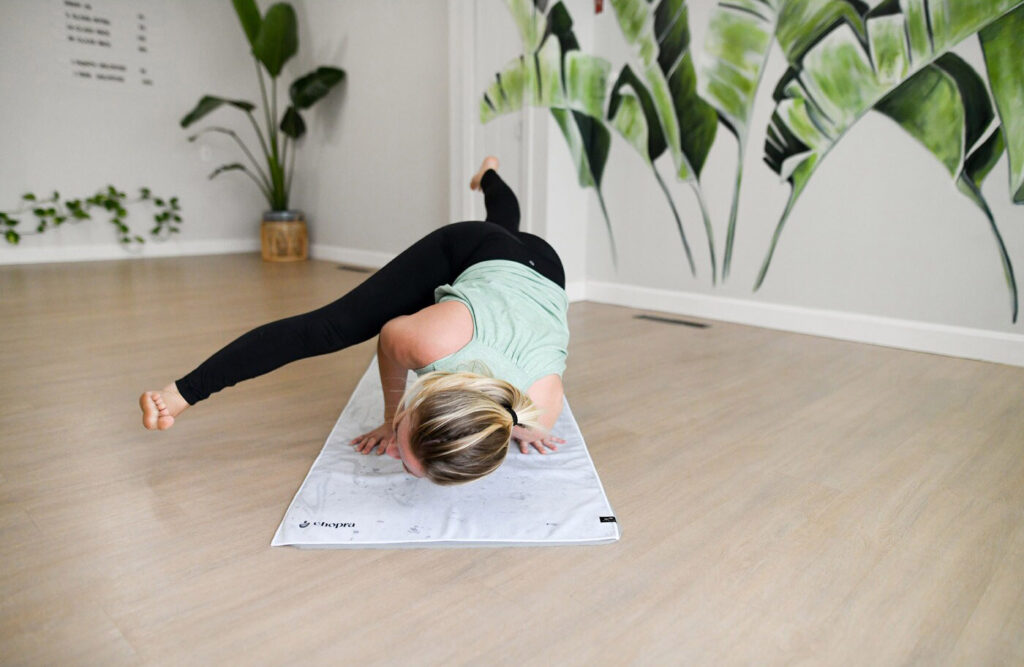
[
  {"xmin": 180, "ymin": 0, "xmax": 346, "ymax": 211},
  {"xmin": 1, "ymin": 187, "xmax": 181, "ymax": 246}
]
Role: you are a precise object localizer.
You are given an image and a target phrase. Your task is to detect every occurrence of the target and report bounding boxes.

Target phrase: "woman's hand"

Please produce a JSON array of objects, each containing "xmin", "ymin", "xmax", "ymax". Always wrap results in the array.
[
  {"xmin": 351, "ymin": 422, "xmax": 396, "ymax": 455},
  {"xmin": 511, "ymin": 425, "xmax": 564, "ymax": 455}
]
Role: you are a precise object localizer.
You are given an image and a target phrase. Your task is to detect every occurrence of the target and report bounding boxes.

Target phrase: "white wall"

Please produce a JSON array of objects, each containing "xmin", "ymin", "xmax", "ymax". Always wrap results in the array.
[
  {"xmin": 0, "ymin": 0, "xmax": 449, "ymax": 265},
  {"xmin": 290, "ymin": 0, "xmax": 449, "ymax": 256}
]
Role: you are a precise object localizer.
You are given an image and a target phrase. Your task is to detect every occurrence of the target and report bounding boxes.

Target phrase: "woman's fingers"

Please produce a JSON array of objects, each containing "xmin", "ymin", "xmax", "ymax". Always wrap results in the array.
[
  {"xmin": 513, "ymin": 433, "xmax": 563, "ymax": 455},
  {"xmin": 353, "ymin": 435, "xmax": 393, "ymax": 455},
  {"xmin": 353, "ymin": 434, "xmax": 381, "ymax": 454},
  {"xmin": 533, "ymin": 438, "xmax": 558, "ymax": 453}
]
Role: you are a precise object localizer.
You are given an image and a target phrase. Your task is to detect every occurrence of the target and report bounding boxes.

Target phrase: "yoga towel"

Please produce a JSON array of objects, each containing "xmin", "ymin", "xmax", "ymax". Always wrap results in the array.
[{"xmin": 272, "ymin": 357, "xmax": 619, "ymax": 548}]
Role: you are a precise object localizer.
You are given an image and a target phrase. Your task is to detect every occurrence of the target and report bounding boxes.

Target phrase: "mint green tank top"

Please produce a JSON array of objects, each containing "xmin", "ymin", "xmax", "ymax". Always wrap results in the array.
[{"xmin": 413, "ymin": 259, "xmax": 569, "ymax": 392}]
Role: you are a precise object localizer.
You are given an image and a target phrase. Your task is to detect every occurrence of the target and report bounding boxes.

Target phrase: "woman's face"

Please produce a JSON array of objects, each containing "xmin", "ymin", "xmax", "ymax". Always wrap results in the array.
[{"xmin": 387, "ymin": 414, "xmax": 425, "ymax": 478}]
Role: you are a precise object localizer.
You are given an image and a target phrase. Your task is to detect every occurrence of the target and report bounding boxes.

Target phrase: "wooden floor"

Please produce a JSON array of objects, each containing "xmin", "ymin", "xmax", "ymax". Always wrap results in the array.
[{"xmin": 1, "ymin": 253, "xmax": 1022, "ymax": 665}]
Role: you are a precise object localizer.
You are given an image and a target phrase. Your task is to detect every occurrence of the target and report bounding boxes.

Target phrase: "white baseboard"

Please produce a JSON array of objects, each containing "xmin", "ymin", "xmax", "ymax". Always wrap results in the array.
[
  {"xmin": 564, "ymin": 280, "xmax": 587, "ymax": 303},
  {"xmin": 585, "ymin": 280, "xmax": 1024, "ymax": 368},
  {"xmin": 309, "ymin": 243, "xmax": 396, "ymax": 269},
  {"xmin": 0, "ymin": 239, "xmax": 260, "ymax": 265}
]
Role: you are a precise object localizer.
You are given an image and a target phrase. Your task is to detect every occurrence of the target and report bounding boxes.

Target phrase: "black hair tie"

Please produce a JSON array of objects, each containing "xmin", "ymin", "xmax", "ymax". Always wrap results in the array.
[{"xmin": 505, "ymin": 405, "xmax": 519, "ymax": 426}]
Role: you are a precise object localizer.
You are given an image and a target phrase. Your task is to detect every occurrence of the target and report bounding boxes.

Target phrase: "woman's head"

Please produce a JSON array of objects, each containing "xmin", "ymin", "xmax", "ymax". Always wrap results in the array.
[{"xmin": 391, "ymin": 370, "xmax": 541, "ymax": 485}]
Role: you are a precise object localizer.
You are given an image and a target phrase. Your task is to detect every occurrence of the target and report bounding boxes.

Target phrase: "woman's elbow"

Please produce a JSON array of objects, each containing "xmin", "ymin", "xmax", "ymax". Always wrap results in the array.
[{"xmin": 380, "ymin": 318, "xmax": 422, "ymax": 369}]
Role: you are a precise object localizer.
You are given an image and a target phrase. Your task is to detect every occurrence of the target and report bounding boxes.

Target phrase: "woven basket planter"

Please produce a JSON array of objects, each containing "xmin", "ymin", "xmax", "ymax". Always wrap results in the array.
[{"xmin": 261, "ymin": 210, "xmax": 307, "ymax": 262}]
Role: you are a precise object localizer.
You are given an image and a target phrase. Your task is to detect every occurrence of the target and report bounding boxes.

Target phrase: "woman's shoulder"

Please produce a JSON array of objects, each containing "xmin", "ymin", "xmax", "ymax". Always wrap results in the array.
[{"xmin": 382, "ymin": 301, "xmax": 474, "ymax": 369}]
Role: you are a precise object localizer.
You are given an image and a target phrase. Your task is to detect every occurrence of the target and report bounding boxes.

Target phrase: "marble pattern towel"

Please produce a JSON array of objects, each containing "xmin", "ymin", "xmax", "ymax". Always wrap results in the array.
[{"xmin": 272, "ymin": 357, "xmax": 619, "ymax": 548}]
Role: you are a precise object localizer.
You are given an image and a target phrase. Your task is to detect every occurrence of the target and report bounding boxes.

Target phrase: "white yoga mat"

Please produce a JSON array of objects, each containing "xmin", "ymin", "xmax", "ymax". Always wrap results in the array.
[{"xmin": 272, "ymin": 357, "xmax": 619, "ymax": 548}]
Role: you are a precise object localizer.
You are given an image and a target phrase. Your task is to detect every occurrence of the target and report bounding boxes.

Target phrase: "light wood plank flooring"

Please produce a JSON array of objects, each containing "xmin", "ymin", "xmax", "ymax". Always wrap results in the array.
[{"xmin": 1, "ymin": 253, "xmax": 1022, "ymax": 665}]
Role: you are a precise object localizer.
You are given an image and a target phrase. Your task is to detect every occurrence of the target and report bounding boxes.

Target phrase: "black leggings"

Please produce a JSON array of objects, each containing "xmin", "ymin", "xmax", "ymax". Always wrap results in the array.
[{"xmin": 175, "ymin": 170, "xmax": 565, "ymax": 405}]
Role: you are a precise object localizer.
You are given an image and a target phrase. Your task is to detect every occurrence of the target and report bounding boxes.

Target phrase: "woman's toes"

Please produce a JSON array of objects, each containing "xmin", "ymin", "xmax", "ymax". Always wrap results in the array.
[
  {"xmin": 157, "ymin": 414, "xmax": 175, "ymax": 430},
  {"xmin": 140, "ymin": 392, "xmax": 159, "ymax": 429}
]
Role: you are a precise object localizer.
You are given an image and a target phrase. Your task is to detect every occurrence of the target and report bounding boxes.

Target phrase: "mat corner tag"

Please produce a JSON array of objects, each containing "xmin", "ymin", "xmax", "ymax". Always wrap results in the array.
[{"xmin": 599, "ymin": 516, "xmax": 617, "ymax": 523}]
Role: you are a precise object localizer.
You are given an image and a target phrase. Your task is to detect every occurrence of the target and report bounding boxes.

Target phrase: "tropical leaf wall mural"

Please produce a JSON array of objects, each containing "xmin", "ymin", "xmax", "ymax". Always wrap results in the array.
[{"xmin": 480, "ymin": 0, "xmax": 1024, "ymax": 323}]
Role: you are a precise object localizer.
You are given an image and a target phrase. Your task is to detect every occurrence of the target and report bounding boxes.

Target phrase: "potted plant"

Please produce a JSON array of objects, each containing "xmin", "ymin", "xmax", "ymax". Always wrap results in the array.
[{"xmin": 181, "ymin": 0, "xmax": 345, "ymax": 262}]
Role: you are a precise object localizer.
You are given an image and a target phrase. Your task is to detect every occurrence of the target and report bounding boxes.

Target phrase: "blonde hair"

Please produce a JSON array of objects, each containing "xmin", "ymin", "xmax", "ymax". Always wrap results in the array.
[{"xmin": 393, "ymin": 370, "xmax": 543, "ymax": 485}]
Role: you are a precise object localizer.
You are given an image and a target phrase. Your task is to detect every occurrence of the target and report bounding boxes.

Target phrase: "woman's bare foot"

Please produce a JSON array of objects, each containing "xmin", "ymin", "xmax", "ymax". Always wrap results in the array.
[
  {"xmin": 469, "ymin": 156, "xmax": 500, "ymax": 191},
  {"xmin": 140, "ymin": 383, "xmax": 190, "ymax": 430}
]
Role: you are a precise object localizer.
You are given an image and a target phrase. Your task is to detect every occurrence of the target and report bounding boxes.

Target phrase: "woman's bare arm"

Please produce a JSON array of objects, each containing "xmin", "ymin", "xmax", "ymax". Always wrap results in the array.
[
  {"xmin": 376, "ymin": 332, "xmax": 411, "ymax": 423},
  {"xmin": 378, "ymin": 302, "xmax": 474, "ymax": 419},
  {"xmin": 513, "ymin": 374, "xmax": 565, "ymax": 454},
  {"xmin": 355, "ymin": 302, "xmax": 473, "ymax": 455}
]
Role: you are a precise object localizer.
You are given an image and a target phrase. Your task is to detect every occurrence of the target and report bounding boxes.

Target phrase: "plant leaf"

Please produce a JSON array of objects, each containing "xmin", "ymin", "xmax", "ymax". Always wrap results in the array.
[
  {"xmin": 759, "ymin": 0, "xmax": 1022, "ymax": 320},
  {"xmin": 505, "ymin": 0, "xmax": 547, "ymax": 53},
  {"xmin": 253, "ymin": 2, "xmax": 298, "ymax": 77},
  {"xmin": 608, "ymin": 63, "xmax": 697, "ymax": 276},
  {"xmin": 484, "ymin": 1, "xmax": 618, "ymax": 264},
  {"xmin": 979, "ymin": 4, "xmax": 1024, "ymax": 203},
  {"xmin": 700, "ymin": 0, "xmax": 779, "ymax": 143},
  {"xmin": 289, "ymin": 66, "xmax": 346, "ymax": 109},
  {"xmin": 761, "ymin": 0, "xmax": 1022, "ymax": 274},
  {"xmin": 775, "ymin": 0, "xmax": 868, "ymax": 62},
  {"xmin": 208, "ymin": 163, "xmax": 247, "ymax": 179},
  {"xmin": 609, "ymin": 0, "xmax": 718, "ymax": 182},
  {"xmin": 181, "ymin": 95, "xmax": 256, "ymax": 128},
  {"xmin": 480, "ymin": 38, "xmax": 611, "ymax": 188},
  {"xmin": 544, "ymin": 0, "xmax": 579, "ymax": 53},
  {"xmin": 280, "ymin": 106, "xmax": 306, "ymax": 139},
  {"xmin": 608, "ymin": 64, "xmax": 667, "ymax": 166},
  {"xmin": 551, "ymin": 108, "xmax": 611, "ymax": 190},
  {"xmin": 232, "ymin": 0, "xmax": 262, "ymax": 48},
  {"xmin": 700, "ymin": 1, "xmax": 867, "ymax": 279}
]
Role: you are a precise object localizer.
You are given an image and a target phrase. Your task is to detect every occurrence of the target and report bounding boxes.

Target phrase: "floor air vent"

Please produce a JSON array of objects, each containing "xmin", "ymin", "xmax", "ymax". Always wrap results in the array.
[{"xmin": 634, "ymin": 314, "xmax": 709, "ymax": 329}]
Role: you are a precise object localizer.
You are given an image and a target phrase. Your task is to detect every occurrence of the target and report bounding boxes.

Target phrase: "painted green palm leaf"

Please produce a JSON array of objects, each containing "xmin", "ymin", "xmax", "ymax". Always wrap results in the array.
[
  {"xmin": 775, "ymin": 1, "xmax": 867, "ymax": 61},
  {"xmin": 608, "ymin": 65, "xmax": 665, "ymax": 168},
  {"xmin": 609, "ymin": 0, "xmax": 719, "ymax": 280},
  {"xmin": 484, "ymin": 1, "xmax": 619, "ymax": 264},
  {"xmin": 608, "ymin": 65, "xmax": 696, "ymax": 275},
  {"xmin": 480, "ymin": 37, "xmax": 612, "ymax": 188},
  {"xmin": 609, "ymin": 0, "xmax": 717, "ymax": 183},
  {"xmin": 702, "ymin": 1, "xmax": 867, "ymax": 139},
  {"xmin": 700, "ymin": 0, "xmax": 868, "ymax": 279},
  {"xmin": 760, "ymin": 0, "xmax": 1023, "ymax": 320},
  {"xmin": 481, "ymin": 37, "xmax": 565, "ymax": 119},
  {"xmin": 504, "ymin": 0, "xmax": 547, "ymax": 53},
  {"xmin": 874, "ymin": 53, "xmax": 1016, "ymax": 321},
  {"xmin": 980, "ymin": 4, "xmax": 1024, "ymax": 203}
]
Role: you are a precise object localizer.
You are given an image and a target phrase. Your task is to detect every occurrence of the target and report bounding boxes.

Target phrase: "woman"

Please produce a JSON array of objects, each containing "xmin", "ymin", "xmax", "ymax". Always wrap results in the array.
[{"xmin": 140, "ymin": 157, "xmax": 568, "ymax": 485}]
